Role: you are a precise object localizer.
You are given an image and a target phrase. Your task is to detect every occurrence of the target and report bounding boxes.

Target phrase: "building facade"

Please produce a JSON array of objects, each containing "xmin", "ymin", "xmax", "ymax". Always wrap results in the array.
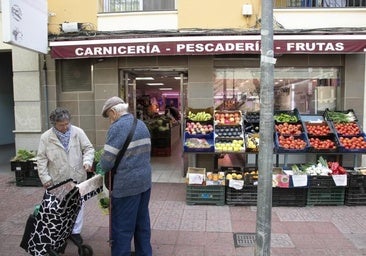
[{"xmin": 1, "ymin": 0, "xmax": 366, "ymax": 166}]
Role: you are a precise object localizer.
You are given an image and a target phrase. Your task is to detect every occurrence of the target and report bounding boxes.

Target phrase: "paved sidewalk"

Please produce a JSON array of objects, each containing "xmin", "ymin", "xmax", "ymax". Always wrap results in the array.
[{"xmin": 1, "ymin": 170, "xmax": 366, "ymax": 256}]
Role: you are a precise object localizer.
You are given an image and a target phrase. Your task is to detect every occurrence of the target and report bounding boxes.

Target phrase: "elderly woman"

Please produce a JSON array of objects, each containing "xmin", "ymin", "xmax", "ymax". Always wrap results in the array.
[{"xmin": 37, "ymin": 107, "xmax": 95, "ymax": 244}]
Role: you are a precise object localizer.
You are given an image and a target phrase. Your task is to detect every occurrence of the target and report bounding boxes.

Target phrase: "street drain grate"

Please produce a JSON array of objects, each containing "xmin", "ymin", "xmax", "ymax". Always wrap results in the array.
[{"xmin": 233, "ymin": 233, "xmax": 256, "ymax": 247}]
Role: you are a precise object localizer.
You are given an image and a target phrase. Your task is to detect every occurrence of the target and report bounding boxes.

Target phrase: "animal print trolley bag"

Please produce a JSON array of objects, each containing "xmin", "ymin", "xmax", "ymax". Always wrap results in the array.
[{"xmin": 20, "ymin": 179, "xmax": 82, "ymax": 255}]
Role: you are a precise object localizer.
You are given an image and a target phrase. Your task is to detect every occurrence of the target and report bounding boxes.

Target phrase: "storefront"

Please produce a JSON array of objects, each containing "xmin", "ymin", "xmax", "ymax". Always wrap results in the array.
[{"xmin": 48, "ymin": 32, "xmax": 366, "ymax": 171}]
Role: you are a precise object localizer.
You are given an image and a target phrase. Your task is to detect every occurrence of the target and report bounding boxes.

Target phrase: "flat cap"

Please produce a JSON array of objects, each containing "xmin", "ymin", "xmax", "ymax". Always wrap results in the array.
[{"xmin": 101, "ymin": 96, "xmax": 125, "ymax": 117}]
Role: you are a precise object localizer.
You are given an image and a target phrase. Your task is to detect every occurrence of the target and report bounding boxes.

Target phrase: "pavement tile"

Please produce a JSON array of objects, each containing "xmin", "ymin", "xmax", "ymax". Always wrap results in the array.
[{"xmin": 1, "ymin": 170, "xmax": 366, "ymax": 256}]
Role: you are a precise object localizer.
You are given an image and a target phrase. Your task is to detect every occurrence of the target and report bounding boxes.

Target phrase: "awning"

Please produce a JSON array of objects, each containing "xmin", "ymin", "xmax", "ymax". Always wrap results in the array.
[{"xmin": 49, "ymin": 34, "xmax": 366, "ymax": 59}]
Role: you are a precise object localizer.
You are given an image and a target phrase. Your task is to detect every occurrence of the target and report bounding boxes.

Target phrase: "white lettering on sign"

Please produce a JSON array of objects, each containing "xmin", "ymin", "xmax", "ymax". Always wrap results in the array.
[
  {"xmin": 75, "ymin": 44, "xmax": 161, "ymax": 56},
  {"xmin": 286, "ymin": 42, "xmax": 344, "ymax": 52},
  {"xmin": 176, "ymin": 42, "xmax": 260, "ymax": 53}
]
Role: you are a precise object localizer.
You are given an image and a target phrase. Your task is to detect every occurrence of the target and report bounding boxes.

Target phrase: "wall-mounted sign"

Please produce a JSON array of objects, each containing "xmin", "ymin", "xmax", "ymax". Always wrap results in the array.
[
  {"xmin": 50, "ymin": 34, "xmax": 366, "ymax": 59},
  {"xmin": 2, "ymin": 0, "xmax": 48, "ymax": 54}
]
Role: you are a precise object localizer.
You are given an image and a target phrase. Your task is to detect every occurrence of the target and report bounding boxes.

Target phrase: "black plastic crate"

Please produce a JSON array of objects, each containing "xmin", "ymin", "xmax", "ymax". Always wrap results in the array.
[
  {"xmin": 307, "ymin": 187, "xmax": 345, "ymax": 206},
  {"xmin": 345, "ymin": 187, "xmax": 366, "ymax": 206},
  {"xmin": 274, "ymin": 132, "xmax": 310, "ymax": 153},
  {"xmin": 323, "ymin": 108, "xmax": 358, "ymax": 123},
  {"xmin": 348, "ymin": 173, "xmax": 366, "ymax": 188},
  {"xmin": 307, "ymin": 134, "xmax": 339, "ymax": 153},
  {"xmin": 226, "ymin": 186, "xmax": 257, "ymax": 206},
  {"xmin": 186, "ymin": 185, "xmax": 225, "ymax": 206},
  {"xmin": 272, "ymin": 188, "xmax": 307, "ymax": 207},
  {"xmin": 308, "ymin": 175, "xmax": 337, "ymax": 188},
  {"xmin": 10, "ymin": 160, "xmax": 30, "ymax": 171},
  {"xmin": 345, "ymin": 173, "xmax": 366, "ymax": 205},
  {"xmin": 15, "ymin": 168, "xmax": 42, "ymax": 187}
]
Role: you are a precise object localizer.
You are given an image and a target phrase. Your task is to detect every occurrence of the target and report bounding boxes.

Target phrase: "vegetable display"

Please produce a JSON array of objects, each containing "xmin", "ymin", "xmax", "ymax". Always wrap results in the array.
[
  {"xmin": 326, "ymin": 110, "xmax": 357, "ymax": 123},
  {"xmin": 274, "ymin": 113, "xmax": 298, "ymax": 123}
]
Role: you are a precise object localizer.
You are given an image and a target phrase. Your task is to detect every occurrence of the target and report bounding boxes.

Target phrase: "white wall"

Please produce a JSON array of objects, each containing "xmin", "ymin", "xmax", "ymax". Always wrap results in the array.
[
  {"xmin": 98, "ymin": 11, "xmax": 178, "ymax": 31},
  {"xmin": 274, "ymin": 8, "xmax": 366, "ymax": 29}
]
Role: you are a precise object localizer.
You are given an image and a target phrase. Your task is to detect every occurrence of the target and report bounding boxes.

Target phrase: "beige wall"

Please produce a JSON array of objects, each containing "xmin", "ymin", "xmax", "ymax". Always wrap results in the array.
[
  {"xmin": 177, "ymin": 0, "xmax": 260, "ymax": 29},
  {"xmin": 48, "ymin": 0, "xmax": 98, "ymax": 34}
]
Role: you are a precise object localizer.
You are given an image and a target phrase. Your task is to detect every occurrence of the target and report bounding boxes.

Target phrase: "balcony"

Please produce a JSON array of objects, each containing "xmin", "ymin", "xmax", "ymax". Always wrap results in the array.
[
  {"xmin": 275, "ymin": 0, "xmax": 366, "ymax": 8},
  {"xmin": 98, "ymin": 0, "xmax": 177, "ymax": 31},
  {"xmin": 99, "ymin": 0, "xmax": 175, "ymax": 12}
]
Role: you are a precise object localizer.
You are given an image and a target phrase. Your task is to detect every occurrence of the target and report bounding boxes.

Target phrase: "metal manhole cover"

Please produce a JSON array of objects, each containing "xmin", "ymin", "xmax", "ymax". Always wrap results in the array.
[{"xmin": 233, "ymin": 233, "xmax": 256, "ymax": 247}]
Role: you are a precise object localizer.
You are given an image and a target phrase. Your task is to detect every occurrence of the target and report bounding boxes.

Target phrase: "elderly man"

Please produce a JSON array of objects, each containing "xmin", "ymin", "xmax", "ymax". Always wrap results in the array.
[{"xmin": 99, "ymin": 96, "xmax": 152, "ymax": 256}]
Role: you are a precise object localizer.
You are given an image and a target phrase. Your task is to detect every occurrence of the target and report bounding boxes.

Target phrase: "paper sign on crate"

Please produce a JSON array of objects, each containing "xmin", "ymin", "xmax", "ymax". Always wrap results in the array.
[
  {"xmin": 186, "ymin": 167, "xmax": 206, "ymax": 185},
  {"xmin": 332, "ymin": 174, "xmax": 347, "ymax": 186},
  {"xmin": 228, "ymin": 179, "xmax": 244, "ymax": 190},
  {"xmin": 292, "ymin": 175, "xmax": 308, "ymax": 187}
]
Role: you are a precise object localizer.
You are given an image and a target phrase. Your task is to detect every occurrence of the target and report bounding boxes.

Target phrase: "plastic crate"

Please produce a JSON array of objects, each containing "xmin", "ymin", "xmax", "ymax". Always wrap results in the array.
[
  {"xmin": 307, "ymin": 187, "xmax": 345, "ymax": 206},
  {"xmin": 10, "ymin": 160, "xmax": 30, "ymax": 171},
  {"xmin": 324, "ymin": 108, "xmax": 358, "ymax": 122},
  {"xmin": 274, "ymin": 132, "xmax": 309, "ymax": 153},
  {"xmin": 272, "ymin": 188, "xmax": 307, "ymax": 207},
  {"xmin": 307, "ymin": 134, "xmax": 339, "ymax": 153},
  {"xmin": 345, "ymin": 187, "xmax": 366, "ymax": 206},
  {"xmin": 226, "ymin": 186, "xmax": 257, "ymax": 206},
  {"xmin": 308, "ymin": 175, "xmax": 337, "ymax": 188},
  {"xmin": 186, "ymin": 185, "xmax": 225, "ymax": 206},
  {"xmin": 345, "ymin": 173, "xmax": 366, "ymax": 206},
  {"xmin": 274, "ymin": 108, "xmax": 301, "ymax": 123},
  {"xmin": 15, "ymin": 168, "xmax": 42, "ymax": 187}
]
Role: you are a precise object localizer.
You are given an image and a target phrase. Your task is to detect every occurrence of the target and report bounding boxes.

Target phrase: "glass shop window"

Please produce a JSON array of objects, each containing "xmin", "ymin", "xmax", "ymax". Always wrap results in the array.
[
  {"xmin": 57, "ymin": 59, "xmax": 92, "ymax": 92},
  {"xmin": 214, "ymin": 67, "xmax": 340, "ymax": 114}
]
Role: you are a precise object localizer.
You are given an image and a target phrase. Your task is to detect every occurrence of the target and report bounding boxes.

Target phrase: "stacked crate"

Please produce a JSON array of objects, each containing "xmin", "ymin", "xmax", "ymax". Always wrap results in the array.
[{"xmin": 345, "ymin": 169, "xmax": 366, "ymax": 206}]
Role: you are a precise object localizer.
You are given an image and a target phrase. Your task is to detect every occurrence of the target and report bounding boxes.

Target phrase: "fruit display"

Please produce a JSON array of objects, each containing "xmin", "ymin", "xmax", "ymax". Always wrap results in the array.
[
  {"xmin": 245, "ymin": 133, "xmax": 259, "ymax": 152},
  {"xmin": 187, "ymin": 111, "xmax": 213, "ymax": 121},
  {"xmin": 225, "ymin": 172, "xmax": 243, "ymax": 180},
  {"xmin": 245, "ymin": 112, "xmax": 260, "ymax": 123},
  {"xmin": 184, "ymin": 137, "xmax": 214, "ymax": 152},
  {"xmin": 243, "ymin": 168, "xmax": 259, "ymax": 185},
  {"xmin": 333, "ymin": 122, "xmax": 361, "ymax": 136},
  {"xmin": 215, "ymin": 139, "xmax": 245, "ymax": 152},
  {"xmin": 305, "ymin": 122, "xmax": 332, "ymax": 136},
  {"xmin": 275, "ymin": 122, "xmax": 303, "ymax": 135},
  {"xmin": 276, "ymin": 134, "xmax": 308, "ymax": 151},
  {"xmin": 206, "ymin": 171, "xmax": 225, "ymax": 185},
  {"xmin": 308, "ymin": 136, "xmax": 337, "ymax": 151},
  {"xmin": 185, "ymin": 121, "xmax": 214, "ymax": 135},
  {"xmin": 214, "ymin": 111, "xmax": 242, "ymax": 125},
  {"xmin": 215, "ymin": 125, "xmax": 242, "ymax": 138},
  {"xmin": 338, "ymin": 135, "xmax": 366, "ymax": 151}
]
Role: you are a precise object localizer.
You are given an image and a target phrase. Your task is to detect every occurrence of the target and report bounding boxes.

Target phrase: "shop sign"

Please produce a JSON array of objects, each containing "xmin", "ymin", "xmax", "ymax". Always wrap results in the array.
[{"xmin": 50, "ymin": 35, "xmax": 366, "ymax": 59}]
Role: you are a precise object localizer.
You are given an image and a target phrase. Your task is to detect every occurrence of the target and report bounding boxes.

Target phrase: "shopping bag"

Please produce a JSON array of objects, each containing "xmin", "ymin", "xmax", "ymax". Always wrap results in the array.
[
  {"xmin": 77, "ymin": 174, "xmax": 103, "ymax": 201},
  {"xmin": 20, "ymin": 179, "xmax": 82, "ymax": 255}
]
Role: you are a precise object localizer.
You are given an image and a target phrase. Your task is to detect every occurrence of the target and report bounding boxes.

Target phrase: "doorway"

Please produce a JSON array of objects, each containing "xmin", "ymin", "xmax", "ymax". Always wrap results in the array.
[{"xmin": 119, "ymin": 69, "xmax": 187, "ymax": 183}]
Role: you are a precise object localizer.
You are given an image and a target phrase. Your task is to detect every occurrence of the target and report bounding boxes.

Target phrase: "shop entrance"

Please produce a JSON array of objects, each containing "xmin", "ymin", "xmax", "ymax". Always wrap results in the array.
[{"xmin": 119, "ymin": 69, "xmax": 187, "ymax": 183}]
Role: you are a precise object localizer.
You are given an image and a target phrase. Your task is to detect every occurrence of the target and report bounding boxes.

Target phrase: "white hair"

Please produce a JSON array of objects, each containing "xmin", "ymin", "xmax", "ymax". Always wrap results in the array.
[{"xmin": 111, "ymin": 102, "xmax": 129, "ymax": 114}]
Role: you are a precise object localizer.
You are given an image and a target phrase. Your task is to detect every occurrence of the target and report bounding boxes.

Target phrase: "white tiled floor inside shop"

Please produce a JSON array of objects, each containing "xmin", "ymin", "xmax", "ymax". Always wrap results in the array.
[{"xmin": 151, "ymin": 138, "xmax": 187, "ymax": 183}]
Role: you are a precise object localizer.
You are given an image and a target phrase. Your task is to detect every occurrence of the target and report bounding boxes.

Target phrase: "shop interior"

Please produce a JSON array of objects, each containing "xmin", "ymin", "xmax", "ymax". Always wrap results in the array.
[{"xmin": 129, "ymin": 69, "xmax": 187, "ymax": 183}]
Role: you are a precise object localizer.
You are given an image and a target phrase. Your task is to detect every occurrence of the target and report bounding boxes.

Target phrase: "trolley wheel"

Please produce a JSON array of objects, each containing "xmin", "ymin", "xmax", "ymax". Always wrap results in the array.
[{"xmin": 78, "ymin": 244, "xmax": 93, "ymax": 256}]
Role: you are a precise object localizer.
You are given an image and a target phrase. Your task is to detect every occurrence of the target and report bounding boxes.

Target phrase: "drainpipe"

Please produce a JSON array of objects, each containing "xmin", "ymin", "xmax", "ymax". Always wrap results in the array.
[{"xmin": 42, "ymin": 54, "xmax": 50, "ymax": 129}]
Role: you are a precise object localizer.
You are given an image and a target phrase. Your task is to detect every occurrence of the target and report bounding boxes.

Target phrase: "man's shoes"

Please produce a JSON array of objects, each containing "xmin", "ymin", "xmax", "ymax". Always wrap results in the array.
[{"xmin": 71, "ymin": 233, "xmax": 83, "ymax": 244}]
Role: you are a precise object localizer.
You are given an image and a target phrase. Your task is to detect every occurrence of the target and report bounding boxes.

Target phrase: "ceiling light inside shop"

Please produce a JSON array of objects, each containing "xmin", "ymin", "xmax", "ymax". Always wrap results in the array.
[
  {"xmin": 159, "ymin": 88, "xmax": 173, "ymax": 90},
  {"xmin": 147, "ymin": 83, "xmax": 164, "ymax": 86},
  {"xmin": 136, "ymin": 77, "xmax": 154, "ymax": 80}
]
